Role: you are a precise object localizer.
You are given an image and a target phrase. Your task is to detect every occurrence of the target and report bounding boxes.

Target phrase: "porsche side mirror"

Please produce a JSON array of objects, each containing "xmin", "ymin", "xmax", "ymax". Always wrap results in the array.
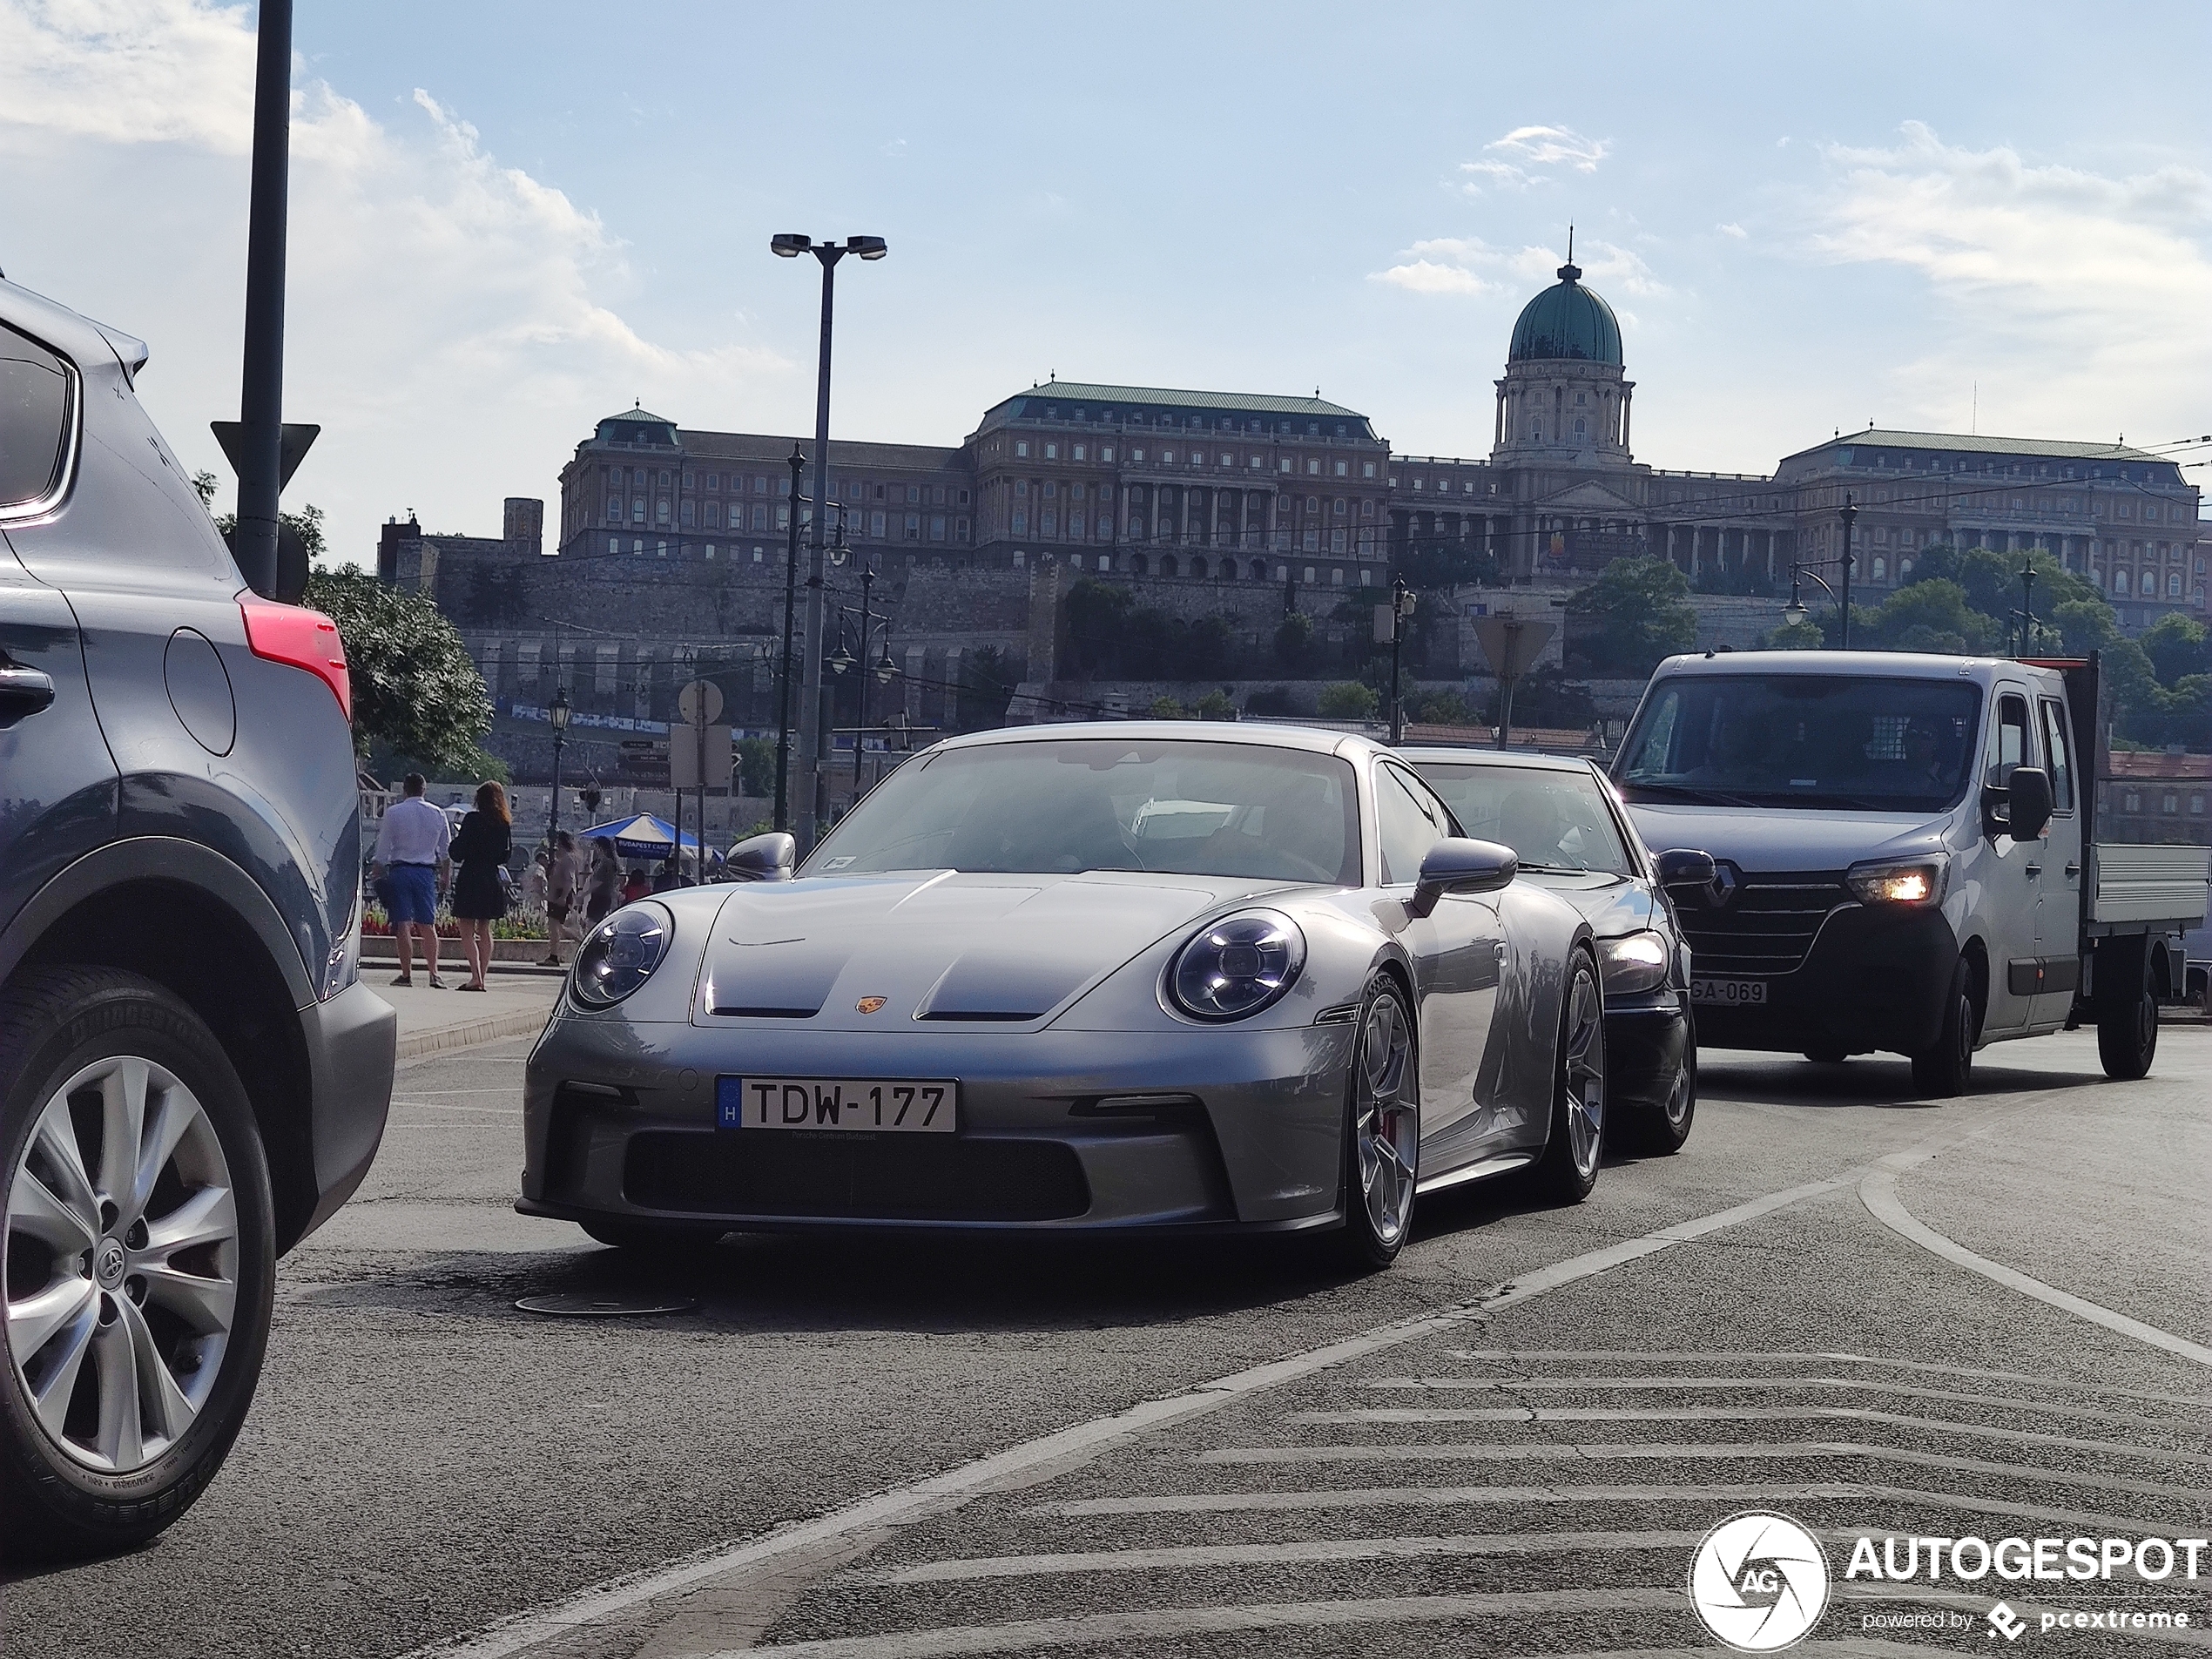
[
  {"xmin": 1410, "ymin": 837, "xmax": 1517, "ymax": 916},
  {"xmin": 726, "ymin": 831, "xmax": 796, "ymax": 881},
  {"xmin": 2002, "ymin": 766, "xmax": 2053, "ymax": 843},
  {"xmin": 1656, "ymin": 848, "xmax": 1716, "ymax": 889}
]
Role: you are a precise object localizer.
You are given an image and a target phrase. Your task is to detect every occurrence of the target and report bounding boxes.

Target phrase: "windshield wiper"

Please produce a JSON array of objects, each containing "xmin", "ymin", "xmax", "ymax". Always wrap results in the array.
[{"xmin": 1621, "ymin": 782, "xmax": 1763, "ymax": 808}]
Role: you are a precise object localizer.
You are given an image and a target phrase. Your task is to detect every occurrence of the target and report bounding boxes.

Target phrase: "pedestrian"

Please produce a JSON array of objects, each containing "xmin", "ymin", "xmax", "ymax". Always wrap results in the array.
[
  {"xmin": 622, "ymin": 864, "xmax": 650, "ymax": 906},
  {"xmin": 523, "ymin": 849, "xmax": 548, "ymax": 910},
  {"xmin": 651, "ymin": 855, "xmax": 679, "ymax": 893},
  {"xmin": 542, "ymin": 831, "xmax": 578, "ymax": 967},
  {"xmin": 583, "ymin": 837, "xmax": 621, "ymax": 926},
  {"xmin": 371, "ymin": 772, "xmax": 452, "ymax": 988},
  {"xmin": 449, "ymin": 780, "xmax": 514, "ymax": 993}
]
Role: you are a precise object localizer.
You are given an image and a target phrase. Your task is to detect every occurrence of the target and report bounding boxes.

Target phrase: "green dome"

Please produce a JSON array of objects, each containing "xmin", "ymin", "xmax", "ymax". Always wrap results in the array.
[{"xmin": 1507, "ymin": 263, "xmax": 1622, "ymax": 366}]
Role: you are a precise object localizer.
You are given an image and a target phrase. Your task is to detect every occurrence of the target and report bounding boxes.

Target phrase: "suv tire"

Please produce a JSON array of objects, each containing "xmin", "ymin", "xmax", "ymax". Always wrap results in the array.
[
  {"xmin": 0, "ymin": 968, "xmax": 274, "ymax": 1560},
  {"xmin": 2095, "ymin": 945, "xmax": 2158, "ymax": 1082}
]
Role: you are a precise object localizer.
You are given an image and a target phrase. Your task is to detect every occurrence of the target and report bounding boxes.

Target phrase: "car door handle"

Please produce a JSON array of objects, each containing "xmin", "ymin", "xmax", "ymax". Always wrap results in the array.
[
  {"xmin": 2024, "ymin": 863, "xmax": 2041, "ymax": 878},
  {"xmin": 0, "ymin": 664, "xmax": 56, "ymax": 715},
  {"xmin": 1493, "ymin": 941, "xmax": 1508, "ymax": 960},
  {"xmin": 2064, "ymin": 862, "xmax": 2080, "ymax": 880}
]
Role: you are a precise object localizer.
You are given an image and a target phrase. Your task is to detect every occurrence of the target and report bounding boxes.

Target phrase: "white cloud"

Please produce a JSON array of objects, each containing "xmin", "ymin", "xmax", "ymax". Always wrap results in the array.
[
  {"xmin": 1810, "ymin": 120, "xmax": 2212, "ymax": 439},
  {"xmin": 1460, "ymin": 124, "xmax": 1609, "ymax": 192},
  {"xmin": 1717, "ymin": 221, "xmax": 1747, "ymax": 239},
  {"xmin": 1373, "ymin": 234, "xmax": 1666, "ymax": 313},
  {"xmin": 0, "ymin": 0, "xmax": 787, "ymax": 570}
]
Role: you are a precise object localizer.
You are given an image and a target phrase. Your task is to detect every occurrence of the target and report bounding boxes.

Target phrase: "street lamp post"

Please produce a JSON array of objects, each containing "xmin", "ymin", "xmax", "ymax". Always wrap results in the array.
[
  {"xmin": 1387, "ymin": 574, "xmax": 1411, "ymax": 744},
  {"xmin": 853, "ymin": 555, "xmax": 878, "ymax": 796},
  {"xmin": 772, "ymin": 233, "xmax": 887, "ymax": 855},
  {"xmin": 773, "ymin": 444, "xmax": 806, "ymax": 833},
  {"xmin": 1838, "ymin": 493, "xmax": 1857, "ymax": 650},
  {"xmin": 545, "ymin": 685, "xmax": 571, "ymax": 852}
]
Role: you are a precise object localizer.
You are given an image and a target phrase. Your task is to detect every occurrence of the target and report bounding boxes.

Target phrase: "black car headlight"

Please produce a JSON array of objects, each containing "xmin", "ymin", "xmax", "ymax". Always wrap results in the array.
[
  {"xmin": 1169, "ymin": 909, "xmax": 1305, "ymax": 1022},
  {"xmin": 1598, "ymin": 929, "xmax": 1671, "ymax": 995},
  {"xmin": 572, "ymin": 903, "xmax": 672, "ymax": 1008},
  {"xmin": 1845, "ymin": 856, "xmax": 1948, "ymax": 907}
]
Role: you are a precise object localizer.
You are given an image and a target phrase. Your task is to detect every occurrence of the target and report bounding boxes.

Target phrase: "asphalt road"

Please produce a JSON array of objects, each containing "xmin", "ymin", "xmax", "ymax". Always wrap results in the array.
[{"xmin": 6, "ymin": 1027, "xmax": 2208, "ymax": 1658}]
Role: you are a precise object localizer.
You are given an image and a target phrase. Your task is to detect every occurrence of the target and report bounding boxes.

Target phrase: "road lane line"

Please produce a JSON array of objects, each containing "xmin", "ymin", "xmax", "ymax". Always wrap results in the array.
[
  {"xmin": 1858, "ymin": 1169, "xmax": 2212, "ymax": 1367},
  {"xmin": 1279, "ymin": 1403, "xmax": 2212, "ymax": 1465},
  {"xmin": 1361, "ymin": 1374, "xmax": 2175, "ymax": 1426},
  {"xmin": 403, "ymin": 1168, "xmax": 1877, "ymax": 1658},
  {"xmin": 1032, "ymin": 1480, "xmax": 2164, "ymax": 1534},
  {"xmin": 1190, "ymin": 1438, "xmax": 2188, "ymax": 1498},
  {"xmin": 863, "ymin": 1530, "xmax": 1708, "ymax": 1583},
  {"xmin": 714, "ymin": 1588, "xmax": 1691, "ymax": 1659},
  {"xmin": 1443, "ymin": 1348, "xmax": 2212, "ymax": 1405}
]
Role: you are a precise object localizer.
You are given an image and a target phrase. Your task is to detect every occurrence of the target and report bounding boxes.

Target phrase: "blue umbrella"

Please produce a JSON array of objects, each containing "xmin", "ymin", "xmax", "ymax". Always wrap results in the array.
[{"xmin": 581, "ymin": 813, "xmax": 701, "ymax": 861}]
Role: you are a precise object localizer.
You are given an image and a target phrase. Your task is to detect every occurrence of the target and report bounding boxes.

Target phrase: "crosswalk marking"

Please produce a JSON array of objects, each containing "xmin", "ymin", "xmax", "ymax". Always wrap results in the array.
[
  {"xmin": 1361, "ymin": 1373, "xmax": 2175, "ymax": 1427},
  {"xmin": 1282, "ymin": 1402, "xmax": 2212, "ymax": 1464},
  {"xmin": 1444, "ymin": 1348, "xmax": 2212, "ymax": 1406},
  {"xmin": 1192, "ymin": 1438, "xmax": 2197, "ymax": 1497}
]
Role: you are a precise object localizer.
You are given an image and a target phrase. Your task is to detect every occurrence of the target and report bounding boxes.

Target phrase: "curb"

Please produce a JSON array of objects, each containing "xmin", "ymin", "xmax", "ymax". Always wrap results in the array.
[{"xmin": 395, "ymin": 1006, "xmax": 553, "ymax": 1062}]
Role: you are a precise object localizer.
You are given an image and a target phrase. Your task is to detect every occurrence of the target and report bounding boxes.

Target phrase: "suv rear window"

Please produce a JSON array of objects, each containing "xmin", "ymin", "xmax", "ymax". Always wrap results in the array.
[{"xmin": 1, "ymin": 322, "xmax": 74, "ymax": 512}]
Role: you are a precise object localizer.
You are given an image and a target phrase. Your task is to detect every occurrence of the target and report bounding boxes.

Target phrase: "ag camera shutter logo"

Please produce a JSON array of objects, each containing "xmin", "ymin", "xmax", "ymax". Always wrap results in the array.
[{"xmin": 1689, "ymin": 1511, "xmax": 1832, "ymax": 1651}]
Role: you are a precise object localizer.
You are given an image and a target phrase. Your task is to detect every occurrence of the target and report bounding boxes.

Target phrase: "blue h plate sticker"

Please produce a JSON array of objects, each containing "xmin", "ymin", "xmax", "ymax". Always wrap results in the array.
[{"xmin": 716, "ymin": 1076, "xmax": 745, "ymax": 1130}]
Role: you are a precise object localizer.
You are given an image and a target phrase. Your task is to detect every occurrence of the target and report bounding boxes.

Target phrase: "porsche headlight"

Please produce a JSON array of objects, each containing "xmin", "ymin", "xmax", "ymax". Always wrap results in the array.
[
  {"xmin": 1169, "ymin": 909, "xmax": 1305, "ymax": 1022},
  {"xmin": 1598, "ymin": 929, "xmax": 1670, "ymax": 995},
  {"xmin": 1845, "ymin": 857, "xmax": 1947, "ymax": 907},
  {"xmin": 571, "ymin": 902, "xmax": 672, "ymax": 1008}
]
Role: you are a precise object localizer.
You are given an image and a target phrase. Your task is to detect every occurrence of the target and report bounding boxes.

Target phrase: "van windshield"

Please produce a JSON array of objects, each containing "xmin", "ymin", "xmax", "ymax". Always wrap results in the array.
[{"xmin": 1614, "ymin": 675, "xmax": 1983, "ymax": 813}]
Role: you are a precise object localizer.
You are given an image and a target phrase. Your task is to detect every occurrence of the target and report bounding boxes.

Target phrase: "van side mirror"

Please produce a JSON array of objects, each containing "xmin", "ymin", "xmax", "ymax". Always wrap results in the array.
[
  {"xmin": 1410, "ymin": 837, "xmax": 1517, "ymax": 917},
  {"xmin": 1656, "ymin": 848, "xmax": 1716, "ymax": 890},
  {"xmin": 726, "ymin": 831, "xmax": 795, "ymax": 881},
  {"xmin": 2001, "ymin": 767, "xmax": 2053, "ymax": 843}
]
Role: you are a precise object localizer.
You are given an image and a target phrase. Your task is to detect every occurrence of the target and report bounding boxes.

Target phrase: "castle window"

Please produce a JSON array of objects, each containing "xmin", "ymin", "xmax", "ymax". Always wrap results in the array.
[
  {"xmin": 871, "ymin": 512, "xmax": 887, "ymax": 537},
  {"xmin": 1015, "ymin": 441, "xmax": 1029, "ymax": 458}
]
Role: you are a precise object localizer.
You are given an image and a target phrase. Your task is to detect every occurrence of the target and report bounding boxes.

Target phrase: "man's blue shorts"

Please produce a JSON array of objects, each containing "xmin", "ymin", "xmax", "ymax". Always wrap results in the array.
[{"xmin": 385, "ymin": 863, "xmax": 439, "ymax": 927}]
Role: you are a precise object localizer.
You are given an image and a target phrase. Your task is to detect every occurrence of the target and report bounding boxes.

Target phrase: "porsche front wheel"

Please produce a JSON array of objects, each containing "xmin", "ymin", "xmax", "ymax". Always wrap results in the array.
[
  {"xmin": 1529, "ymin": 949, "xmax": 1606, "ymax": 1204},
  {"xmin": 1338, "ymin": 977, "xmax": 1420, "ymax": 1271}
]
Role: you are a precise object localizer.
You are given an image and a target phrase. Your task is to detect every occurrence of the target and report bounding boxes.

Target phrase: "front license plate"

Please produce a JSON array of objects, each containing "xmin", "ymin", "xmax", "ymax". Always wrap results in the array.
[
  {"xmin": 717, "ymin": 1076, "xmax": 957, "ymax": 1134},
  {"xmin": 1690, "ymin": 978, "xmax": 1768, "ymax": 1007}
]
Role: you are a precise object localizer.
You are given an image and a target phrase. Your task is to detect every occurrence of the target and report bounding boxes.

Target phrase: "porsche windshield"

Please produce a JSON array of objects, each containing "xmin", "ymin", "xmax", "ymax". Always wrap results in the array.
[
  {"xmin": 1615, "ymin": 674, "xmax": 1983, "ymax": 812},
  {"xmin": 805, "ymin": 740, "xmax": 1361, "ymax": 884},
  {"xmin": 1413, "ymin": 764, "xmax": 1631, "ymax": 875}
]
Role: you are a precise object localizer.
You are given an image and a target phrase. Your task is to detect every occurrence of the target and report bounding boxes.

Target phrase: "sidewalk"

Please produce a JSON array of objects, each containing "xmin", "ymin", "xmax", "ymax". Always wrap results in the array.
[{"xmin": 373, "ymin": 967, "xmax": 563, "ymax": 1061}]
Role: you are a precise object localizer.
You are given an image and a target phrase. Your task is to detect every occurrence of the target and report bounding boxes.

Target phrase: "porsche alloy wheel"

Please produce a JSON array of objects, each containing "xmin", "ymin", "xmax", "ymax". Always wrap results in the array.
[
  {"xmin": 1532, "ymin": 951, "xmax": 1606, "ymax": 1203},
  {"xmin": 1340, "ymin": 979, "xmax": 1419, "ymax": 1269}
]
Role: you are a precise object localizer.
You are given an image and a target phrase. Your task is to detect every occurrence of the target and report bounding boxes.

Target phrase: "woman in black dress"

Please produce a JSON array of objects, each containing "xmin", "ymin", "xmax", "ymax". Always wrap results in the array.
[{"xmin": 450, "ymin": 780, "xmax": 514, "ymax": 992}]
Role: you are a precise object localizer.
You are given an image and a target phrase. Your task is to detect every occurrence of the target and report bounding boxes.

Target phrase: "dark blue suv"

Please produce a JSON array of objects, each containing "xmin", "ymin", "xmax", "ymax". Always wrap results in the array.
[{"xmin": 0, "ymin": 279, "xmax": 395, "ymax": 1554}]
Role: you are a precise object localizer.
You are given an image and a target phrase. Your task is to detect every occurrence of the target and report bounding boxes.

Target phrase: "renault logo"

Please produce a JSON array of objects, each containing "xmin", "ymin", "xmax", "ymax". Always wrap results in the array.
[{"xmin": 1710, "ymin": 863, "xmax": 1741, "ymax": 907}]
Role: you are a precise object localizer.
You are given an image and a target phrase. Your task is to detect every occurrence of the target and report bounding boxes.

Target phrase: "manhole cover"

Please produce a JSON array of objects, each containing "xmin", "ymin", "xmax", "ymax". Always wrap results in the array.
[{"xmin": 516, "ymin": 1292, "xmax": 698, "ymax": 1317}]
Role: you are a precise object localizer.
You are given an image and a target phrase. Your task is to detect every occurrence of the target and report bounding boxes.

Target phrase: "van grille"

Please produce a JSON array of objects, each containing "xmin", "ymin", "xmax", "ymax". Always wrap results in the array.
[{"xmin": 1676, "ymin": 871, "xmax": 1851, "ymax": 979}]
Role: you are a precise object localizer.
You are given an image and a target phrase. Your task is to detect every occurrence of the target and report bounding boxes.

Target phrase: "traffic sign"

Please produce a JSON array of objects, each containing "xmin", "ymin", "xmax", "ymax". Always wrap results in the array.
[
  {"xmin": 678, "ymin": 678, "xmax": 725, "ymax": 725},
  {"xmin": 1471, "ymin": 616, "xmax": 1555, "ymax": 680}
]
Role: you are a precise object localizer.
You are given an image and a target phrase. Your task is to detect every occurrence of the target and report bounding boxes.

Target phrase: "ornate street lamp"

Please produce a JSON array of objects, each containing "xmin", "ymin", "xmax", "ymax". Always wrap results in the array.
[{"xmin": 545, "ymin": 685, "xmax": 571, "ymax": 850}]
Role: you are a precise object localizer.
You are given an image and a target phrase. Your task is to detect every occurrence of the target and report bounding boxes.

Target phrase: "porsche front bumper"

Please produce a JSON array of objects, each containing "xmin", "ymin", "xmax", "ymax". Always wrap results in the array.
[{"xmin": 519, "ymin": 1008, "xmax": 1356, "ymax": 1234}]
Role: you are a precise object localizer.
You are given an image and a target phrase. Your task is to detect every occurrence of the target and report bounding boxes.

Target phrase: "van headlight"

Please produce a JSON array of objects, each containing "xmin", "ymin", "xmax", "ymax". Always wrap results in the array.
[
  {"xmin": 1846, "ymin": 857, "xmax": 1948, "ymax": 907},
  {"xmin": 1169, "ymin": 910, "xmax": 1305, "ymax": 1022},
  {"xmin": 1598, "ymin": 930, "xmax": 1670, "ymax": 995},
  {"xmin": 572, "ymin": 903, "xmax": 672, "ymax": 1008}
]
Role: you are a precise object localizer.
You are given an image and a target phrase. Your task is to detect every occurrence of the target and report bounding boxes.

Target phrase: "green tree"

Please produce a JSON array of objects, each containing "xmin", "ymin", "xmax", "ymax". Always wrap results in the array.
[
  {"xmin": 736, "ymin": 736, "xmax": 776, "ymax": 798},
  {"xmin": 1566, "ymin": 556, "xmax": 1697, "ymax": 676},
  {"xmin": 1764, "ymin": 617, "xmax": 1826, "ymax": 651},
  {"xmin": 1317, "ymin": 681, "xmax": 1379, "ymax": 719},
  {"xmin": 1193, "ymin": 688, "xmax": 1238, "ymax": 721},
  {"xmin": 956, "ymin": 644, "xmax": 1015, "ymax": 731},
  {"xmin": 2139, "ymin": 613, "xmax": 2211, "ymax": 685},
  {"xmin": 1273, "ymin": 610, "xmax": 1318, "ymax": 672},
  {"xmin": 303, "ymin": 567, "xmax": 500, "ymax": 778},
  {"xmin": 1148, "ymin": 695, "xmax": 1192, "ymax": 719},
  {"xmin": 1871, "ymin": 579, "xmax": 1995, "ymax": 654}
]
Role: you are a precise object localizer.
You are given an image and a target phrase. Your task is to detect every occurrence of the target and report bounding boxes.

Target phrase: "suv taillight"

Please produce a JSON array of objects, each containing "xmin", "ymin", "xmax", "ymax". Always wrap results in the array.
[{"xmin": 239, "ymin": 595, "xmax": 351, "ymax": 722}]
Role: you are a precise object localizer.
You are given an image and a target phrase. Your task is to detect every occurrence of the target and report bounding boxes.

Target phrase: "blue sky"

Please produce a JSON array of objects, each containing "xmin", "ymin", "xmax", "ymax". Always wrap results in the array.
[{"xmin": 3, "ymin": 2, "xmax": 2206, "ymax": 567}]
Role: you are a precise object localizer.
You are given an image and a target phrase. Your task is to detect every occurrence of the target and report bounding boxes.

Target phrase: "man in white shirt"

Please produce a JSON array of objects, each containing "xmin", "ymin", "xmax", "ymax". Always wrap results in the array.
[{"xmin": 373, "ymin": 773, "xmax": 453, "ymax": 988}]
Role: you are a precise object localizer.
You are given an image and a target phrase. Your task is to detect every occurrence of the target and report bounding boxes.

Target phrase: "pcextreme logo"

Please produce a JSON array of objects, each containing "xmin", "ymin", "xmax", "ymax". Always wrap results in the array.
[{"xmin": 1689, "ymin": 1511, "xmax": 1833, "ymax": 1652}]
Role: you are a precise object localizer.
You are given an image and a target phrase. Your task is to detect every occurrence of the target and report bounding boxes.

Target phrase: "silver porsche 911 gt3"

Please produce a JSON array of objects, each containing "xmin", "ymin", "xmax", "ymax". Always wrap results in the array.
[{"xmin": 518, "ymin": 723, "xmax": 1606, "ymax": 1267}]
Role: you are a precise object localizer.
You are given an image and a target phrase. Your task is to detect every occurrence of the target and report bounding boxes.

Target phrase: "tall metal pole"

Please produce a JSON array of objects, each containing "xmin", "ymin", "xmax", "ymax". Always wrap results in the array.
[
  {"xmin": 234, "ymin": 0, "xmax": 293, "ymax": 597},
  {"xmin": 774, "ymin": 444, "xmax": 805, "ymax": 832},
  {"xmin": 1388, "ymin": 574, "xmax": 1407, "ymax": 744},
  {"xmin": 1838, "ymin": 494, "xmax": 1857, "ymax": 651},
  {"xmin": 794, "ymin": 249, "xmax": 844, "ymax": 853},
  {"xmin": 547, "ymin": 724, "xmax": 564, "ymax": 850},
  {"xmin": 854, "ymin": 562, "xmax": 873, "ymax": 795}
]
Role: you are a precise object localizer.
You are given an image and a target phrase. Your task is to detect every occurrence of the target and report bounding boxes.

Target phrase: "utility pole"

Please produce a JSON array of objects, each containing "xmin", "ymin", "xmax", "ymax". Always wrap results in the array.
[
  {"xmin": 233, "ymin": 0, "xmax": 293, "ymax": 597},
  {"xmin": 1838, "ymin": 494, "xmax": 1857, "ymax": 651},
  {"xmin": 1388, "ymin": 574, "xmax": 1410, "ymax": 744}
]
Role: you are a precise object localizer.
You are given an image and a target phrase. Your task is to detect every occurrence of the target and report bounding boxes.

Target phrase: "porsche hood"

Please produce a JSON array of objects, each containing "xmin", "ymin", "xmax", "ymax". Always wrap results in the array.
[{"xmin": 698, "ymin": 870, "xmax": 1283, "ymax": 1028}]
